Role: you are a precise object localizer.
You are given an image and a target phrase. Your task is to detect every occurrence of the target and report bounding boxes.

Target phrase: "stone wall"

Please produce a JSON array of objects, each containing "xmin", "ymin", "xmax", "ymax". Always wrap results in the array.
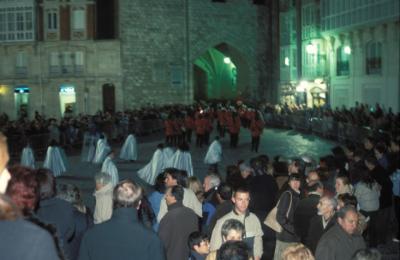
[{"xmin": 119, "ymin": 0, "xmax": 272, "ymax": 107}]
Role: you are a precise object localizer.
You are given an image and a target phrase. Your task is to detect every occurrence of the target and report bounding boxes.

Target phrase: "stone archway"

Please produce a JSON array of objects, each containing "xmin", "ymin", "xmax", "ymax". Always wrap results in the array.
[{"xmin": 192, "ymin": 42, "xmax": 250, "ymax": 101}]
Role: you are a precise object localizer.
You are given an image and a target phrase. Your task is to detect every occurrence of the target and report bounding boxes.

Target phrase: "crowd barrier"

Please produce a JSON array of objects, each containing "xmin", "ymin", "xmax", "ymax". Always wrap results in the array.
[
  {"xmin": 263, "ymin": 113, "xmax": 390, "ymax": 145},
  {"xmin": 7, "ymin": 118, "xmax": 164, "ymax": 159}
]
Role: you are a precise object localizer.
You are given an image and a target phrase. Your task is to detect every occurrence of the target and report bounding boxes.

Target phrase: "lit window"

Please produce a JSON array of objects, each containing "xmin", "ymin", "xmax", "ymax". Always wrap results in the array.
[{"xmin": 336, "ymin": 46, "xmax": 350, "ymax": 76}]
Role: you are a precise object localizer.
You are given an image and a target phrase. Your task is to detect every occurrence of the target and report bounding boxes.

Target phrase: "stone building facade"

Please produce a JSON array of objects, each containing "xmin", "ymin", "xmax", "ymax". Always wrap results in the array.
[
  {"xmin": 0, "ymin": 0, "xmax": 277, "ymax": 119},
  {"xmin": 278, "ymin": 0, "xmax": 400, "ymax": 112},
  {"xmin": 119, "ymin": 0, "xmax": 275, "ymax": 107}
]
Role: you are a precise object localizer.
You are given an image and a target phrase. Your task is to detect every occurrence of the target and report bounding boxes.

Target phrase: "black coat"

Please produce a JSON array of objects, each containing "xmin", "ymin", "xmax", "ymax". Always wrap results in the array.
[
  {"xmin": 158, "ymin": 202, "xmax": 198, "ymax": 260},
  {"xmin": 78, "ymin": 207, "xmax": 165, "ymax": 260},
  {"xmin": 305, "ymin": 214, "xmax": 336, "ymax": 253},
  {"xmin": 276, "ymin": 188, "xmax": 301, "ymax": 242},
  {"xmin": 248, "ymin": 174, "xmax": 279, "ymax": 221},
  {"xmin": 370, "ymin": 165, "xmax": 393, "ymax": 208},
  {"xmin": 0, "ymin": 218, "xmax": 59, "ymax": 260},
  {"xmin": 36, "ymin": 198, "xmax": 76, "ymax": 259},
  {"xmin": 293, "ymin": 193, "xmax": 320, "ymax": 243},
  {"xmin": 69, "ymin": 209, "xmax": 93, "ymax": 260}
]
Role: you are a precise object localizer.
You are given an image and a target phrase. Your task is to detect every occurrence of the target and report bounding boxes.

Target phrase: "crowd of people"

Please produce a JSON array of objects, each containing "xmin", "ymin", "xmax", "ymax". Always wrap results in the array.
[{"xmin": 0, "ymin": 100, "xmax": 399, "ymax": 260}]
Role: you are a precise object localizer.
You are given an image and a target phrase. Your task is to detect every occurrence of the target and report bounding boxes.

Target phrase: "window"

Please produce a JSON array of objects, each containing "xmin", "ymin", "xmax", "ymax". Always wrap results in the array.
[
  {"xmin": 72, "ymin": 9, "xmax": 85, "ymax": 31},
  {"xmin": 61, "ymin": 52, "xmax": 73, "ymax": 74},
  {"xmin": 366, "ymin": 41, "xmax": 382, "ymax": 75},
  {"xmin": 336, "ymin": 47, "xmax": 350, "ymax": 76},
  {"xmin": 16, "ymin": 52, "xmax": 27, "ymax": 75},
  {"xmin": 170, "ymin": 65, "xmax": 183, "ymax": 88},
  {"xmin": 49, "ymin": 52, "xmax": 60, "ymax": 74},
  {"xmin": 74, "ymin": 51, "xmax": 84, "ymax": 73},
  {"xmin": 0, "ymin": 12, "xmax": 6, "ymax": 40},
  {"xmin": 0, "ymin": 5, "xmax": 34, "ymax": 42},
  {"xmin": 47, "ymin": 11, "xmax": 58, "ymax": 30}
]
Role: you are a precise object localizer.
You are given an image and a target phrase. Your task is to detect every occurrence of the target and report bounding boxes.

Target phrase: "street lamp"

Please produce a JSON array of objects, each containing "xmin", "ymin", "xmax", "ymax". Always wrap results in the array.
[
  {"xmin": 284, "ymin": 57, "xmax": 290, "ymax": 66},
  {"xmin": 344, "ymin": 46, "xmax": 351, "ymax": 54}
]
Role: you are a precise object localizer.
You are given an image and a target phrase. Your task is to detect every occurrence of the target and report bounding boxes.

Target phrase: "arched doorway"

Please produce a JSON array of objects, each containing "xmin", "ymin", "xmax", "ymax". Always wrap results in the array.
[
  {"xmin": 102, "ymin": 83, "xmax": 115, "ymax": 113},
  {"xmin": 193, "ymin": 43, "xmax": 249, "ymax": 101}
]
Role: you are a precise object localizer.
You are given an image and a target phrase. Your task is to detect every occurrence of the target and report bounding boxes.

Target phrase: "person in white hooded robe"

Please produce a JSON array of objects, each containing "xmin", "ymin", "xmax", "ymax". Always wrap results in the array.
[
  {"xmin": 81, "ymin": 131, "xmax": 98, "ymax": 162},
  {"xmin": 137, "ymin": 143, "xmax": 167, "ymax": 185},
  {"xmin": 119, "ymin": 133, "xmax": 138, "ymax": 161},
  {"xmin": 166, "ymin": 142, "xmax": 194, "ymax": 177},
  {"xmin": 204, "ymin": 136, "xmax": 222, "ymax": 167},
  {"xmin": 43, "ymin": 140, "xmax": 67, "ymax": 177},
  {"xmin": 20, "ymin": 141, "xmax": 35, "ymax": 169},
  {"xmin": 162, "ymin": 143, "xmax": 175, "ymax": 161},
  {"xmin": 92, "ymin": 134, "xmax": 110, "ymax": 164},
  {"xmin": 101, "ymin": 151, "xmax": 119, "ymax": 187}
]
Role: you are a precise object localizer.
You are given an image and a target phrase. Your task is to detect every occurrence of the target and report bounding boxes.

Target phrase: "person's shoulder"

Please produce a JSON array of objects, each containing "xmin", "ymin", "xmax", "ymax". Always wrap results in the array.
[
  {"xmin": 319, "ymin": 223, "xmax": 341, "ymax": 242},
  {"xmin": 216, "ymin": 210, "xmax": 234, "ymax": 223}
]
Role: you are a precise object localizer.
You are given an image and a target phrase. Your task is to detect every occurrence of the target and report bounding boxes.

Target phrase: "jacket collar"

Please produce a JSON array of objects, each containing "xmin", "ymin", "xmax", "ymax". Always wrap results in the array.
[
  {"xmin": 112, "ymin": 207, "xmax": 139, "ymax": 222},
  {"xmin": 167, "ymin": 201, "xmax": 184, "ymax": 211}
]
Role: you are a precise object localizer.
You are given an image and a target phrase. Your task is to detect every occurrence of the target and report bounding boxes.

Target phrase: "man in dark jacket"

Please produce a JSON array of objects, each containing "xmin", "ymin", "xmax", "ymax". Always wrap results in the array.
[
  {"xmin": 78, "ymin": 180, "xmax": 165, "ymax": 260},
  {"xmin": 159, "ymin": 185, "xmax": 198, "ymax": 260},
  {"xmin": 305, "ymin": 195, "xmax": 337, "ymax": 253},
  {"xmin": 315, "ymin": 206, "xmax": 366, "ymax": 260},
  {"xmin": 294, "ymin": 181, "xmax": 323, "ymax": 243},
  {"xmin": 35, "ymin": 168, "xmax": 76, "ymax": 259}
]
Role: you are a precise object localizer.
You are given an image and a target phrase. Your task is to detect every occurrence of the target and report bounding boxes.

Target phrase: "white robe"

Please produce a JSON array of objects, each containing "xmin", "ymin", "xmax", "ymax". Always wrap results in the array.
[
  {"xmin": 43, "ymin": 146, "xmax": 67, "ymax": 177},
  {"xmin": 119, "ymin": 134, "xmax": 138, "ymax": 161},
  {"xmin": 204, "ymin": 140, "xmax": 222, "ymax": 165},
  {"xmin": 137, "ymin": 148, "xmax": 166, "ymax": 185},
  {"xmin": 166, "ymin": 150, "xmax": 194, "ymax": 177},
  {"xmin": 81, "ymin": 132, "xmax": 98, "ymax": 162},
  {"xmin": 162, "ymin": 147, "xmax": 175, "ymax": 161},
  {"xmin": 101, "ymin": 156, "xmax": 119, "ymax": 187},
  {"xmin": 93, "ymin": 139, "xmax": 111, "ymax": 164},
  {"xmin": 20, "ymin": 146, "xmax": 35, "ymax": 169}
]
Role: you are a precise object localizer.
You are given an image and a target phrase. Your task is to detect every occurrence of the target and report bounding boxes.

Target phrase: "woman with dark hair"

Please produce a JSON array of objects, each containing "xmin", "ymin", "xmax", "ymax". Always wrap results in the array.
[
  {"xmin": 148, "ymin": 173, "xmax": 166, "ymax": 231},
  {"xmin": 354, "ymin": 169, "xmax": 380, "ymax": 247},
  {"xmin": 138, "ymin": 195, "xmax": 156, "ymax": 230},
  {"xmin": 226, "ymin": 165, "xmax": 244, "ymax": 191},
  {"xmin": 5, "ymin": 165, "xmax": 65, "ymax": 259}
]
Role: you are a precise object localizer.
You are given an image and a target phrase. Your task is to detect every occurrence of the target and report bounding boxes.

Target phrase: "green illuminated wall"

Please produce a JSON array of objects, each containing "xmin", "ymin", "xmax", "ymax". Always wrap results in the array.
[{"xmin": 194, "ymin": 48, "xmax": 237, "ymax": 99}]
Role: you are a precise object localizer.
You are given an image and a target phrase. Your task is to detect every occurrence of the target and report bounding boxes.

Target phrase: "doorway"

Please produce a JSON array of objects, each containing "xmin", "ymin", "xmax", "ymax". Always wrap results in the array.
[
  {"xmin": 59, "ymin": 84, "xmax": 76, "ymax": 117},
  {"xmin": 14, "ymin": 86, "xmax": 30, "ymax": 119},
  {"xmin": 102, "ymin": 83, "xmax": 115, "ymax": 113}
]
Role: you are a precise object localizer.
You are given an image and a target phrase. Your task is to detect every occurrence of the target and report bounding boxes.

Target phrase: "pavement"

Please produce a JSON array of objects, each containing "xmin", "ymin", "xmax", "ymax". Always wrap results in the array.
[{"xmin": 52, "ymin": 127, "xmax": 337, "ymax": 210}]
